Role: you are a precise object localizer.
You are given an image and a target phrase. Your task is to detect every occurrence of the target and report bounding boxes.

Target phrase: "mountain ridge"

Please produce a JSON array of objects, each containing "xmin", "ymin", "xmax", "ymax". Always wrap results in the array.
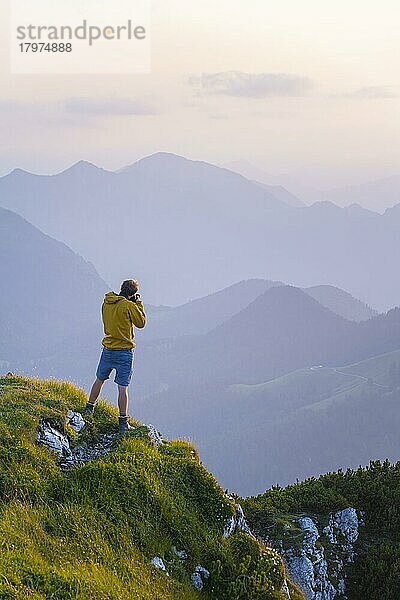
[{"xmin": 2, "ymin": 152, "xmax": 399, "ymax": 308}]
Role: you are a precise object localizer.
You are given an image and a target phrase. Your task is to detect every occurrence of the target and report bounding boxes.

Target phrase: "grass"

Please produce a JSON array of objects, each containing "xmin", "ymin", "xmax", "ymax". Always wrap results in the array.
[{"xmin": 0, "ymin": 375, "xmax": 297, "ymax": 599}]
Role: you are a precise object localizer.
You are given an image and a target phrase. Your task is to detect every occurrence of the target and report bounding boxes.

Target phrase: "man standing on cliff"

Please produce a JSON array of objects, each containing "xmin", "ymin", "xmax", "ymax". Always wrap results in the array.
[{"xmin": 84, "ymin": 279, "xmax": 147, "ymax": 433}]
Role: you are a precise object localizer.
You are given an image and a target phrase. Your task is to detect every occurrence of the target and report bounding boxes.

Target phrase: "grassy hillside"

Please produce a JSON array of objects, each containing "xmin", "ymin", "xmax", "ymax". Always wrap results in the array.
[
  {"xmin": 242, "ymin": 460, "xmax": 400, "ymax": 599},
  {"xmin": 0, "ymin": 374, "xmax": 302, "ymax": 600}
]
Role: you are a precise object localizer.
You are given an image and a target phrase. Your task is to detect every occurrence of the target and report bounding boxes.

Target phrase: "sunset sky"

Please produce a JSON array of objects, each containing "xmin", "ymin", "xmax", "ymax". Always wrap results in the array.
[{"xmin": 0, "ymin": 0, "xmax": 399, "ymax": 187}]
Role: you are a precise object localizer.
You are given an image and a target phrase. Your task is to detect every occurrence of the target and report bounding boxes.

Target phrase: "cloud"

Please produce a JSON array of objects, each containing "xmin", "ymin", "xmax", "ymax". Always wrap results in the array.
[
  {"xmin": 63, "ymin": 97, "xmax": 157, "ymax": 116},
  {"xmin": 188, "ymin": 71, "xmax": 313, "ymax": 98},
  {"xmin": 350, "ymin": 86, "xmax": 399, "ymax": 99}
]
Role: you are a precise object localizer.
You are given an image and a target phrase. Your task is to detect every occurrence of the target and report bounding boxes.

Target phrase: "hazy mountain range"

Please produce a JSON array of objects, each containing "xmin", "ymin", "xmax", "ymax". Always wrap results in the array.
[
  {"xmin": 1, "ymin": 153, "xmax": 400, "ymax": 309},
  {"xmin": 1, "ymin": 205, "xmax": 396, "ymax": 496},
  {"xmin": 225, "ymin": 159, "xmax": 400, "ymax": 213},
  {"xmin": 322, "ymin": 175, "xmax": 400, "ymax": 213},
  {"xmin": 1, "ymin": 156, "xmax": 400, "ymax": 497}
]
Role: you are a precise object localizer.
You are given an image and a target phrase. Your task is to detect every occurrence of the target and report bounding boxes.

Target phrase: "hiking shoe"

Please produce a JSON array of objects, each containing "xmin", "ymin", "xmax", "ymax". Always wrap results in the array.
[
  {"xmin": 119, "ymin": 416, "xmax": 133, "ymax": 434},
  {"xmin": 83, "ymin": 402, "xmax": 95, "ymax": 416}
]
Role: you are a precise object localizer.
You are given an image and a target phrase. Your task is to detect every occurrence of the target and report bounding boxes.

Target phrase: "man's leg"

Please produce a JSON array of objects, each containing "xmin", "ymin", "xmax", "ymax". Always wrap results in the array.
[
  {"xmin": 118, "ymin": 385, "xmax": 132, "ymax": 432},
  {"xmin": 118, "ymin": 385, "xmax": 129, "ymax": 416},
  {"xmin": 84, "ymin": 378, "xmax": 104, "ymax": 415},
  {"xmin": 115, "ymin": 350, "xmax": 134, "ymax": 433}
]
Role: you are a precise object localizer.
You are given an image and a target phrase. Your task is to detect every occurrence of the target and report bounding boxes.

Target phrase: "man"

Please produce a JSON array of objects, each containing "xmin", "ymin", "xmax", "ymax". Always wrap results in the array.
[{"xmin": 84, "ymin": 279, "xmax": 147, "ymax": 433}]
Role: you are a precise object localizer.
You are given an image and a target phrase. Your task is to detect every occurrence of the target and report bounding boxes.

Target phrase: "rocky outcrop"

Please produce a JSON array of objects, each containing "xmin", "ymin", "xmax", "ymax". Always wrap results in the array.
[
  {"xmin": 37, "ymin": 413, "xmax": 163, "ymax": 468},
  {"xmin": 37, "ymin": 417, "xmax": 116, "ymax": 467},
  {"xmin": 224, "ymin": 502, "xmax": 255, "ymax": 538},
  {"xmin": 37, "ymin": 420, "xmax": 72, "ymax": 460},
  {"xmin": 269, "ymin": 508, "xmax": 361, "ymax": 600}
]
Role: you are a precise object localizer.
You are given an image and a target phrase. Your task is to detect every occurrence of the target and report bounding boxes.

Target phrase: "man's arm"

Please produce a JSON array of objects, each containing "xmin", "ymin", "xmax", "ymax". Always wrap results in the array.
[{"xmin": 128, "ymin": 299, "xmax": 147, "ymax": 329}]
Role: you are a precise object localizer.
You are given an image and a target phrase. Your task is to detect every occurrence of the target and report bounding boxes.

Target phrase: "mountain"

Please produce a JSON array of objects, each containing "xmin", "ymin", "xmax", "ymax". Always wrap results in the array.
[
  {"xmin": 24, "ymin": 282, "xmax": 400, "ymax": 397},
  {"xmin": 0, "ymin": 207, "xmax": 107, "ymax": 363},
  {"xmin": 253, "ymin": 182, "xmax": 305, "ymax": 208},
  {"xmin": 0, "ymin": 153, "xmax": 291, "ymax": 305},
  {"xmin": 142, "ymin": 279, "xmax": 282, "ymax": 340},
  {"xmin": 323, "ymin": 174, "xmax": 400, "ymax": 213},
  {"xmin": 2, "ymin": 152, "xmax": 400, "ymax": 309},
  {"xmin": 0, "ymin": 374, "xmax": 302, "ymax": 600},
  {"xmin": 304, "ymin": 285, "xmax": 377, "ymax": 322},
  {"xmin": 136, "ymin": 286, "xmax": 399, "ymax": 395},
  {"xmin": 143, "ymin": 280, "xmax": 373, "ymax": 341},
  {"xmin": 181, "ymin": 286, "xmax": 356, "ymax": 385},
  {"xmin": 224, "ymin": 161, "xmax": 308, "ymax": 207},
  {"xmin": 18, "ymin": 280, "xmax": 379, "ymax": 395},
  {"xmin": 17, "ymin": 280, "xmax": 390, "ymax": 398}
]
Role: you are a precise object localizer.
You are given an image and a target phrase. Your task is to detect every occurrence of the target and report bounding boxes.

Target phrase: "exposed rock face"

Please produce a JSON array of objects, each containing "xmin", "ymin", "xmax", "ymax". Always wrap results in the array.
[
  {"xmin": 278, "ymin": 509, "xmax": 360, "ymax": 600},
  {"xmin": 62, "ymin": 432, "xmax": 117, "ymax": 467},
  {"xmin": 224, "ymin": 503, "xmax": 255, "ymax": 539},
  {"xmin": 37, "ymin": 415, "xmax": 163, "ymax": 468},
  {"xmin": 37, "ymin": 420, "xmax": 72, "ymax": 460},
  {"xmin": 38, "ymin": 418, "xmax": 117, "ymax": 467},
  {"xmin": 324, "ymin": 508, "xmax": 359, "ymax": 545}
]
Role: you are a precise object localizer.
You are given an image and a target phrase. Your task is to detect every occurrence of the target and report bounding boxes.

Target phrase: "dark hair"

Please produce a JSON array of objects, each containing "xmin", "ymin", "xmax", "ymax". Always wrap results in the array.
[{"xmin": 120, "ymin": 279, "xmax": 139, "ymax": 298}]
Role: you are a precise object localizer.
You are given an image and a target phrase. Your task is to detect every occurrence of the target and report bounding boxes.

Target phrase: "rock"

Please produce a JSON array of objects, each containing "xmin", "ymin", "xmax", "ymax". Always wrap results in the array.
[
  {"xmin": 298, "ymin": 517, "xmax": 320, "ymax": 549},
  {"xmin": 333, "ymin": 508, "xmax": 359, "ymax": 544},
  {"xmin": 276, "ymin": 509, "xmax": 361, "ymax": 600},
  {"xmin": 191, "ymin": 571, "xmax": 204, "ymax": 591},
  {"xmin": 66, "ymin": 410, "xmax": 85, "ymax": 433},
  {"xmin": 223, "ymin": 515, "xmax": 236, "ymax": 538},
  {"xmin": 61, "ymin": 432, "xmax": 117, "ymax": 468},
  {"xmin": 147, "ymin": 424, "xmax": 163, "ymax": 447},
  {"xmin": 37, "ymin": 414, "xmax": 168, "ymax": 467},
  {"xmin": 194, "ymin": 565, "xmax": 210, "ymax": 579},
  {"xmin": 172, "ymin": 545, "xmax": 188, "ymax": 560},
  {"xmin": 37, "ymin": 420, "xmax": 72, "ymax": 460},
  {"xmin": 151, "ymin": 556, "xmax": 169, "ymax": 576},
  {"xmin": 281, "ymin": 579, "xmax": 291, "ymax": 599},
  {"xmin": 224, "ymin": 504, "xmax": 255, "ymax": 539},
  {"xmin": 286, "ymin": 553, "xmax": 316, "ymax": 599},
  {"xmin": 191, "ymin": 565, "xmax": 210, "ymax": 591},
  {"xmin": 37, "ymin": 417, "xmax": 117, "ymax": 468},
  {"xmin": 236, "ymin": 504, "xmax": 256, "ymax": 537}
]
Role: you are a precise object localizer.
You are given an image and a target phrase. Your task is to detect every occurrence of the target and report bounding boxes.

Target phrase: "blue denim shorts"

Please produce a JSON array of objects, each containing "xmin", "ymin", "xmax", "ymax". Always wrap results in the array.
[{"xmin": 96, "ymin": 347, "xmax": 134, "ymax": 387}]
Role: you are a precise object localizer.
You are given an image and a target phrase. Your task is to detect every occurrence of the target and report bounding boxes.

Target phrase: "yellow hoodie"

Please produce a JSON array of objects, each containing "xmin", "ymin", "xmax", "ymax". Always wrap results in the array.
[{"xmin": 101, "ymin": 292, "xmax": 147, "ymax": 350}]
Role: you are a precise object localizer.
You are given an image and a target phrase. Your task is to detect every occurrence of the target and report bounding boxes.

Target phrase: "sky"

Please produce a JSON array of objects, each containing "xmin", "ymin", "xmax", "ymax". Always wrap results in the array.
[{"xmin": 0, "ymin": 0, "xmax": 399, "ymax": 188}]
